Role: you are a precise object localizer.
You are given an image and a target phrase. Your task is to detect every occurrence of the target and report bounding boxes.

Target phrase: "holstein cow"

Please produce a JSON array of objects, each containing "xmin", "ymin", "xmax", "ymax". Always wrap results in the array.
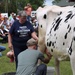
[{"xmin": 36, "ymin": 5, "xmax": 75, "ymax": 75}]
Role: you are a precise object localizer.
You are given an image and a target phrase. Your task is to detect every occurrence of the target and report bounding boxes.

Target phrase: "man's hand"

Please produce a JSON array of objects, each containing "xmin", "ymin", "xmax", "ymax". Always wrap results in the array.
[
  {"xmin": 45, "ymin": 49, "xmax": 52, "ymax": 59},
  {"xmin": 41, "ymin": 49, "xmax": 53, "ymax": 64}
]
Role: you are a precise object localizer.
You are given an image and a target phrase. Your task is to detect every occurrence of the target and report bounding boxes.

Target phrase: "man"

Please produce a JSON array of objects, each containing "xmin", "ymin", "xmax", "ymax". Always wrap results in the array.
[
  {"xmin": 16, "ymin": 38, "xmax": 52, "ymax": 75},
  {"xmin": 9, "ymin": 13, "xmax": 17, "ymax": 26}
]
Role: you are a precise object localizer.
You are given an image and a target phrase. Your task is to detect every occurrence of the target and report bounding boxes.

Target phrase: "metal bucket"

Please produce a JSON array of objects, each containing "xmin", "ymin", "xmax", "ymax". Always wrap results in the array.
[{"xmin": 47, "ymin": 67, "xmax": 55, "ymax": 75}]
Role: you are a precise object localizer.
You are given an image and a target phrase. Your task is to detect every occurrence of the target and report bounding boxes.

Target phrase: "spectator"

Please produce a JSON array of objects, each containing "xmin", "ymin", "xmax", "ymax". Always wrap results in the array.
[
  {"xmin": 9, "ymin": 13, "xmax": 17, "ymax": 26},
  {"xmin": 9, "ymin": 12, "xmax": 14, "ymax": 21},
  {"xmin": 24, "ymin": 3, "xmax": 32, "ymax": 22},
  {"xmin": 16, "ymin": 38, "xmax": 52, "ymax": 75},
  {"xmin": 8, "ymin": 10, "xmax": 38, "ymax": 69},
  {"xmin": 24, "ymin": 3, "xmax": 32, "ymax": 16},
  {"xmin": 2, "ymin": 15, "xmax": 9, "ymax": 32},
  {"xmin": 0, "ymin": 45, "xmax": 6, "ymax": 56},
  {"xmin": 31, "ymin": 16, "xmax": 38, "ymax": 35},
  {"xmin": 0, "ymin": 26, "xmax": 8, "ymax": 43}
]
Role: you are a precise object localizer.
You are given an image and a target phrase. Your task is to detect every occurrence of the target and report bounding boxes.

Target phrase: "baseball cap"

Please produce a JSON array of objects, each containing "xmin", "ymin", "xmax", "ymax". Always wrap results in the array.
[{"xmin": 27, "ymin": 38, "xmax": 37, "ymax": 46}]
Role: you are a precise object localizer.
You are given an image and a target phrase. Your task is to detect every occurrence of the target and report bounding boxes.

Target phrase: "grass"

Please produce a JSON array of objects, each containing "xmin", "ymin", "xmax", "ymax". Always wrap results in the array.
[
  {"xmin": 0, "ymin": 43, "xmax": 72, "ymax": 75},
  {"xmin": 0, "ymin": 43, "xmax": 16, "ymax": 75},
  {"xmin": 47, "ymin": 57, "xmax": 72, "ymax": 75}
]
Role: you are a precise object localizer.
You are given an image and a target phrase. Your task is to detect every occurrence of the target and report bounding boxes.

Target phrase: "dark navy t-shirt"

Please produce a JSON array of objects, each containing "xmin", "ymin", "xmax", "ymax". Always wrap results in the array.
[{"xmin": 9, "ymin": 20, "xmax": 34, "ymax": 47}]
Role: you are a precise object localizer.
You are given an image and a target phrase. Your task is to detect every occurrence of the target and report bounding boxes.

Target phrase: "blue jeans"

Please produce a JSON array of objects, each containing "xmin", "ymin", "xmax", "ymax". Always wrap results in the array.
[
  {"xmin": 35, "ymin": 64, "xmax": 47, "ymax": 75},
  {"xmin": 13, "ymin": 45, "xmax": 27, "ymax": 69},
  {"xmin": 0, "ymin": 46, "xmax": 6, "ymax": 52}
]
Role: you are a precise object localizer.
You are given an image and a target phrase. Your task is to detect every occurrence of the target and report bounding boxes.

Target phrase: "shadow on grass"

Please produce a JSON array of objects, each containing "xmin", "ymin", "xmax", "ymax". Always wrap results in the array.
[{"xmin": 2, "ymin": 72, "xmax": 16, "ymax": 75}]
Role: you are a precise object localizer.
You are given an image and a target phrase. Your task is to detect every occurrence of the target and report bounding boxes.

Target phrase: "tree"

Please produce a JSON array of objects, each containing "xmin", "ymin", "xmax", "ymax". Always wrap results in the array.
[
  {"xmin": 0, "ymin": 0, "xmax": 5, "ymax": 13},
  {"xmin": 17, "ymin": 0, "xmax": 45, "ymax": 10},
  {"xmin": 8, "ymin": 0, "xmax": 17, "ymax": 14},
  {"xmin": 29, "ymin": 0, "xmax": 45, "ymax": 10},
  {"xmin": 0, "ymin": 0, "xmax": 45, "ymax": 14},
  {"xmin": 52, "ymin": 0, "xmax": 75, "ymax": 6},
  {"xmin": 52, "ymin": 0, "xmax": 75, "ymax": 4}
]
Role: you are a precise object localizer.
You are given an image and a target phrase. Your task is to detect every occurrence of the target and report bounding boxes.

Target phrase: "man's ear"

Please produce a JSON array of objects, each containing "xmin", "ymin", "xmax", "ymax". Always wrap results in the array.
[{"xmin": 34, "ymin": 45, "xmax": 37, "ymax": 50}]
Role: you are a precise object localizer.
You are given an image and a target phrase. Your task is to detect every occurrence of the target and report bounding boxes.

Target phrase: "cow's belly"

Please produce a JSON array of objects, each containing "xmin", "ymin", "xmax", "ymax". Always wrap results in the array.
[
  {"xmin": 46, "ymin": 35, "xmax": 72, "ymax": 60},
  {"xmin": 46, "ymin": 27, "xmax": 73, "ymax": 60}
]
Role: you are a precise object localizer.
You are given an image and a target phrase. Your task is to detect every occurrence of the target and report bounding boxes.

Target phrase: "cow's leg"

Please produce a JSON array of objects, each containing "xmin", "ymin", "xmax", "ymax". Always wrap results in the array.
[
  {"xmin": 55, "ymin": 58, "xmax": 60, "ymax": 75},
  {"xmin": 70, "ymin": 51, "xmax": 75, "ymax": 75}
]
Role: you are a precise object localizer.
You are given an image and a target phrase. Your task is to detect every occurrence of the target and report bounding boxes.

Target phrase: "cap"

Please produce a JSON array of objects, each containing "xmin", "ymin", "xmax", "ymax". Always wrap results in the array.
[{"xmin": 27, "ymin": 38, "xmax": 37, "ymax": 46}]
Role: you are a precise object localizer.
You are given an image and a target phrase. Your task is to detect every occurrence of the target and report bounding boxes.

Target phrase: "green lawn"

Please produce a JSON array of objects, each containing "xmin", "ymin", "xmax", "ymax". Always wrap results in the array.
[
  {"xmin": 0, "ymin": 43, "xmax": 72, "ymax": 75},
  {"xmin": 0, "ymin": 43, "xmax": 16, "ymax": 75},
  {"xmin": 47, "ymin": 57, "xmax": 72, "ymax": 75}
]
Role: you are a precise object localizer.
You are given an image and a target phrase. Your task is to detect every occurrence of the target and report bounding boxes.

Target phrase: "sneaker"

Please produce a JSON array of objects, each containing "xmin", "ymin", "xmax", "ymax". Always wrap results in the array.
[{"xmin": 0, "ymin": 52, "xmax": 2, "ymax": 57}]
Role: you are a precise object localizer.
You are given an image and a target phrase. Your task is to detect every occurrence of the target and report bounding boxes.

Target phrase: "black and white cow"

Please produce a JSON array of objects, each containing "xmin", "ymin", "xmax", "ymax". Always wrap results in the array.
[{"xmin": 36, "ymin": 5, "xmax": 75, "ymax": 75}]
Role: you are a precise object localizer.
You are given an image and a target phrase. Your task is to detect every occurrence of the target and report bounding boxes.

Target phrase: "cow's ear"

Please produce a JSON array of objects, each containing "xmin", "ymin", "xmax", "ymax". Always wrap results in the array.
[{"xmin": 43, "ymin": 14, "xmax": 47, "ymax": 19}]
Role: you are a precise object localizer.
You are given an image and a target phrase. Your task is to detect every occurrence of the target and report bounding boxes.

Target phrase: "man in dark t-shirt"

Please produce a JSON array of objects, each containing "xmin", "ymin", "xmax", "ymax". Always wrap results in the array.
[{"xmin": 8, "ymin": 11, "xmax": 38, "ymax": 69}]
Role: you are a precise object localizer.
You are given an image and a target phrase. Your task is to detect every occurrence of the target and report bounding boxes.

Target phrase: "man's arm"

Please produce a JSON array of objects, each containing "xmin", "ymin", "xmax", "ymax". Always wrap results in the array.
[
  {"xmin": 31, "ymin": 32, "xmax": 38, "ymax": 41},
  {"xmin": 40, "ymin": 49, "xmax": 52, "ymax": 64}
]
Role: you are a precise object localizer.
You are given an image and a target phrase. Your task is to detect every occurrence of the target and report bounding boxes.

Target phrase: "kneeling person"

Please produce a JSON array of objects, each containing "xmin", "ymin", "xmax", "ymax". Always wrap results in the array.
[{"xmin": 16, "ymin": 38, "xmax": 52, "ymax": 75}]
